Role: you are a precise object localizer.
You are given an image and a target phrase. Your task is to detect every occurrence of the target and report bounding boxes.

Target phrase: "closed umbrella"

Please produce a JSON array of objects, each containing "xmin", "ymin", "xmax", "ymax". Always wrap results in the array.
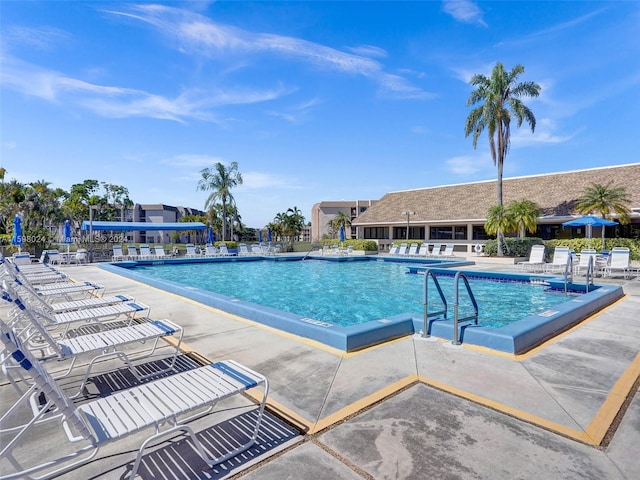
[
  {"xmin": 63, "ymin": 220, "xmax": 73, "ymax": 255},
  {"xmin": 206, "ymin": 226, "xmax": 214, "ymax": 244},
  {"xmin": 258, "ymin": 230, "xmax": 263, "ymax": 243},
  {"xmin": 267, "ymin": 228, "xmax": 272, "ymax": 243},
  {"xmin": 339, "ymin": 225, "xmax": 345, "ymax": 245},
  {"xmin": 11, "ymin": 215, "xmax": 23, "ymax": 253},
  {"xmin": 562, "ymin": 215, "xmax": 618, "ymax": 249}
]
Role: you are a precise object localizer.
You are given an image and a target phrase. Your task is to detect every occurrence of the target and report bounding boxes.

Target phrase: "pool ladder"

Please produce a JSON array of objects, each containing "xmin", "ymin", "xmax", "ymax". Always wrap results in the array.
[
  {"xmin": 421, "ymin": 270, "xmax": 479, "ymax": 345},
  {"xmin": 565, "ymin": 254, "xmax": 594, "ymax": 294}
]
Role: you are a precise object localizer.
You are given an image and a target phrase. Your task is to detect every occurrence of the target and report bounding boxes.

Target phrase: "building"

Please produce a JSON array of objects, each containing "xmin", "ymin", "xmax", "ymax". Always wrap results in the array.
[
  {"xmin": 310, "ymin": 200, "xmax": 377, "ymax": 242},
  {"xmin": 130, "ymin": 204, "xmax": 205, "ymax": 244},
  {"xmin": 351, "ymin": 164, "xmax": 640, "ymax": 253}
]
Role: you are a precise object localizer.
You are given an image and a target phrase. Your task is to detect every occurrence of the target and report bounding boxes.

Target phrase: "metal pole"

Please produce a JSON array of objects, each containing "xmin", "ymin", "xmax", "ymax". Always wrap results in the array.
[{"xmin": 89, "ymin": 207, "xmax": 94, "ymax": 263}]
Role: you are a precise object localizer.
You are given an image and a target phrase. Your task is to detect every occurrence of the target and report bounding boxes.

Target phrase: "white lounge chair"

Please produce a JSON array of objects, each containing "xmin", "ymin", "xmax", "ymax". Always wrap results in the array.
[
  {"xmin": 517, "ymin": 245, "xmax": 546, "ymax": 272},
  {"xmin": 112, "ymin": 245, "xmax": 125, "ymax": 261},
  {"xmin": 203, "ymin": 244, "xmax": 218, "ymax": 257},
  {"xmin": 442, "ymin": 244, "xmax": 454, "ymax": 257},
  {"xmin": 418, "ymin": 243, "xmax": 430, "ymax": 257},
  {"xmin": 429, "ymin": 244, "xmax": 442, "ymax": 257},
  {"xmin": 545, "ymin": 246, "xmax": 571, "ymax": 273},
  {"xmin": 238, "ymin": 243, "xmax": 250, "ymax": 255},
  {"xmin": 74, "ymin": 249, "xmax": 88, "ymax": 265},
  {"xmin": 153, "ymin": 246, "xmax": 169, "ymax": 259},
  {"xmin": 407, "ymin": 243, "xmax": 419, "ymax": 256},
  {"xmin": 219, "ymin": 243, "xmax": 234, "ymax": 256},
  {"xmin": 138, "ymin": 244, "xmax": 153, "ymax": 260},
  {"xmin": 185, "ymin": 243, "xmax": 198, "ymax": 258},
  {"xmin": 397, "ymin": 243, "xmax": 408, "ymax": 256},
  {"xmin": 47, "ymin": 250, "xmax": 62, "ymax": 265},
  {"xmin": 603, "ymin": 247, "xmax": 631, "ymax": 279},
  {"xmin": 387, "ymin": 244, "xmax": 399, "ymax": 256},
  {"xmin": 574, "ymin": 249, "xmax": 598, "ymax": 276},
  {"xmin": 0, "ymin": 322, "xmax": 268, "ymax": 480},
  {"xmin": 127, "ymin": 245, "xmax": 139, "ymax": 260},
  {"xmin": 1, "ymin": 295, "xmax": 183, "ymax": 396}
]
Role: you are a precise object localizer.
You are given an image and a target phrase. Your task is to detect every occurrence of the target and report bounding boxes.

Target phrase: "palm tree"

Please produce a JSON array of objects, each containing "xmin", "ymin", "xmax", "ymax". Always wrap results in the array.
[
  {"xmin": 484, "ymin": 204, "xmax": 516, "ymax": 253},
  {"xmin": 197, "ymin": 162, "xmax": 243, "ymax": 241},
  {"xmin": 465, "ymin": 62, "xmax": 541, "ymax": 255},
  {"xmin": 576, "ymin": 182, "xmax": 631, "ymax": 248},
  {"xmin": 507, "ymin": 200, "xmax": 541, "ymax": 239}
]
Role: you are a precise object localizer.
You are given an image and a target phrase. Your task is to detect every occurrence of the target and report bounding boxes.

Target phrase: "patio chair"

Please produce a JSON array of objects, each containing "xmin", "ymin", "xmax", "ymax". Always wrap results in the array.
[
  {"xmin": 127, "ymin": 245, "xmax": 139, "ymax": 260},
  {"xmin": 74, "ymin": 249, "xmax": 88, "ymax": 265},
  {"xmin": 345, "ymin": 245, "xmax": 354, "ymax": 255},
  {"xmin": 238, "ymin": 243, "xmax": 250, "ymax": 255},
  {"xmin": 0, "ymin": 322, "xmax": 268, "ymax": 480},
  {"xmin": 397, "ymin": 243, "xmax": 408, "ymax": 255},
  {"xmin": 545, "ymin": 246, "xmax": 571, "ymax": 273},
  {"xmin": 30, "ymin": 280, "xmax": 106, "ymax": 301},
  {"xmin": 185, "ymin": 243, "xmax": 198, "ymax": 258},
  {"xmin": 442, "ymin": 244, "xmax": 455, "ymax": 257},
  {"xmin": 429, "ymin": 244, "xmax": 442, "ymax": 257},
  {"xmin": 112, "ymin": 245, "xmax": 125, "ymax": 261},
  {"xmin": 0, "ymin": 294, "xmax": 183, "ymax": 397},
  {"xmin": 418, "ymin": 243, "xmax": 430, "ymax": 257},
  {"xmin": 603, "ymin": 247, "xmax": 631, "ymax": 279},
  {"xmin": 407, "ymin": 243, "xmax": 419, "ymax": 256},
  {"xmin": 517, "ymin": 245, "xmax": 546, "ymax": 272},
  {"xmin": 153, "ymin": 246, "xmax": 169, "ymax": 259},
  {"xmin": 203, "ymin": 244, "xmax": 218, "ymax": 257},
  {"xmin": 138, "ymin": 244, "xmax": 153, "ymax": 260},
  {"xmin": 219, "ymin": 243, "xmax": 234, "ymax": 256},
  {"xmin": 5, "ymin": 278, "xmax": 133, "ymax": 314},
  {"xmin": 388, "ymin": 244, "xmax": 399, "ymax": 256},
  {"xmin": 574, "ymin": 249, "xmax": 598, "ymax": 276},
  {"xmin": 47, "ymin": 250, "xmax": 62, "ymax": 265}
]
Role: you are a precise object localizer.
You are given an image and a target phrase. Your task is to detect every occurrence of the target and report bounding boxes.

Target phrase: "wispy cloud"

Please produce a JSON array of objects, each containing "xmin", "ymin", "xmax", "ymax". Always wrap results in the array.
[
  {"xmin": 0, "ymin": 55, "xmax": 291, "ymax": 122},
  {"xmin": 445, "ymin": 154, "xmax": 493, "ymax": 175},
  {"xmin": 442, "ymin": 0, "xmax": 487, "ymax": 27},
  {"xmin": 511, "ymin": 118, "xmax": 577, "ymax": 147},
  {"xmin": 266, "ymin": 97, "xmax": 321, "ymax": 123},
  {"xmin": 161, "ymin": 154, "xmax": 226, "ymax": 168},
  {"xmin": 346, "ymin": 44, "xmax": 388, "ymax": 58},
  {"xmin": 238, "ymin": 172, "xmax": 304, "ymax": 190},
  {"xmin": 3, "ymin": 25, "xmax": 70, "ymax": 51},
  {"xmin": 107, "ymin": 4, "xmax": 431, "ymax": 99}
]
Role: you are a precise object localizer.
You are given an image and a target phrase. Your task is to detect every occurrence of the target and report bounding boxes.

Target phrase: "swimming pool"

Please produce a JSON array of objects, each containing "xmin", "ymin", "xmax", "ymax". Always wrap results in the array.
[
  {"xmin": 131, "ymin": 260, "xmax": 579, "ymax": 329},
  {"xmin": 101, "ymin": 257, "xmax": 624, "ymax": 353}
]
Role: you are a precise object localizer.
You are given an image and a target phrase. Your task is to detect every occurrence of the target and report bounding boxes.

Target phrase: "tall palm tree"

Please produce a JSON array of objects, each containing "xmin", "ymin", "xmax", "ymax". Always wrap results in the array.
[
  {"xmin": 465, "ymin": 62, "xmax": 541, "ymax": 255},
  {"xmin": 197, "ymin": 162, "xmax": 243, "ymax": 241},
  {"xmin": 484, "ymin": 204, "xmax": 516, "ymax": 253},
  {"xmin": 576, "ymin": 182, "xmax": 631, "ymax": 248},
  {"xmin": 507, "ymin": 200, "xmax": 541, "ymax": 239}
]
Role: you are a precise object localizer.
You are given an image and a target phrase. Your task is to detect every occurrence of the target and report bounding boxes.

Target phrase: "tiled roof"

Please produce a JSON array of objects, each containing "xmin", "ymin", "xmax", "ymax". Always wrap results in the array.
[{"xmin": 353, "ymin": 164, "xmax": 640, "ymax": 225}]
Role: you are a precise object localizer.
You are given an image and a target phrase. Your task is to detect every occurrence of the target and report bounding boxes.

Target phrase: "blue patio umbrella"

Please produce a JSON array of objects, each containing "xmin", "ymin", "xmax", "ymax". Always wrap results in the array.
[
  {"xmin": 267, "ymin": 227, "xmax": 272, "ymax": 243},
  {"xmin": 562, "ymin": 215, "xmax": 618, "ymax": 249},
  {"xmin": 206, "ymin": 226, "xmax": 214, "ymax": 244},
  {"xmin": 339, "ymin": 225, "xmax": 345, "ymax": 244},
  {"xmin": 11, "ymin": 215, "xmax": 23, "ymax": 253},
  {"xmin": 258, "ymin": 230, "xmax": 263, "ymax": 243},
  {"xmin": 62, "ymin": 220, "xmax": 73, "ymax": 255}
]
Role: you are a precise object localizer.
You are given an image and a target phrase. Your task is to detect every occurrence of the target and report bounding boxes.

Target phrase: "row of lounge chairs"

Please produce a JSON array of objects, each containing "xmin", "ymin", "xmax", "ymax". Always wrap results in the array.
[
  {"xmin": 388, "ymin": 242, "xmax": 455, "ymax": 258},
  {"xmin": 0, "ymin": 254, "xmax": 269, "ymax": 478},
  {"xmin": 518, "ymin": 245, "xmax": 635, "ymax": 278}
]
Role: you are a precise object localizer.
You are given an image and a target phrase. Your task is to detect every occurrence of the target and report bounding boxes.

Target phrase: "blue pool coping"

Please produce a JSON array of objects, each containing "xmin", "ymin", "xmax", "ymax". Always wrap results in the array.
[{"xmin": 99, "ymin": 257, "xmax": 624, "ymax": 354}]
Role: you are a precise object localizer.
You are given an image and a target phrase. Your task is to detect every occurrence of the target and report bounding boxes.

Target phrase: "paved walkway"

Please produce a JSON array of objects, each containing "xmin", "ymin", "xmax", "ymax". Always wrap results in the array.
[{"xmin": 1, "ymin": 259, "xmax": 638, "ymax": 479}]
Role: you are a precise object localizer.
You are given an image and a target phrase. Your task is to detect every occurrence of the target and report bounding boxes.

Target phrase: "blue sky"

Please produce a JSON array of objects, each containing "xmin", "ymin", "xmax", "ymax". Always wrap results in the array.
[{"xmin": 2, "ymin": 1, "xmax": 639, "ymax": 228}]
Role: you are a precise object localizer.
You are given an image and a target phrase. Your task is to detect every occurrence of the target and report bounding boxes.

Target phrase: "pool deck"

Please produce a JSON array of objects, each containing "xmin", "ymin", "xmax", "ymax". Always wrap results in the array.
[{"xmin": 1, "ymin": 257, "xmax": 639, "ymax": 479}]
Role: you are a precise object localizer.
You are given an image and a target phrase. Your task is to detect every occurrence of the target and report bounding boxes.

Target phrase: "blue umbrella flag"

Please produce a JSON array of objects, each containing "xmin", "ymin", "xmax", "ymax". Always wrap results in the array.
[
  {"xmin": 267, "ymin": 228, "xmax": 272, "ymax": 242},
  {"xmin": 11, "ymin": 215, "xmax": 23, "ymax": 247},
  {"xmin": 258, "ymin": 230, "xmax": 263, "ymax": 243},
  {"xmin": 63, "ymin": 220, "xmax": 72, "ymax": 244}
]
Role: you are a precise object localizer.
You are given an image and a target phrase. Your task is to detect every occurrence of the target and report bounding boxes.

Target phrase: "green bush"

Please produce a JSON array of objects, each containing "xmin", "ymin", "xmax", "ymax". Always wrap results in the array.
[
  {"xmin": 546, "ymin": 238, "xmax": 640, "ymax": 260},
  {"xmin": 322, "ymin": 239, "xmax": 378, "ymax": 251},
  {"xmin": 483, "ymin": 237, "xmax": 545, "ymax": 258}
]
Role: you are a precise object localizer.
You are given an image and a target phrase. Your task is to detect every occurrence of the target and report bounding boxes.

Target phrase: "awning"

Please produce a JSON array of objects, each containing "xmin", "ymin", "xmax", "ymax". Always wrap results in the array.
[{"xmin": 81, "ymin": 221, "xmax": 207, "ymax": 231}]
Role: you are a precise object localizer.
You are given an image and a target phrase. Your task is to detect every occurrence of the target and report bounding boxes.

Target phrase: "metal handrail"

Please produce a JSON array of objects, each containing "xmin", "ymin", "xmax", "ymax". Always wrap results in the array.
[
  {"xmin": 452, "ymin": 271, "xmax": 479, "ymax": 346},
  {"xmin": 301, "ymin": 244, "xmax": 321, "ymax": 261},
  {"xmin": 563, "ymin": 255, "xmax": 574, "ymax": 295},
  {"xmin": 422, "ymin": 269, "xmax": 447, "ymax": 338},
  {"xmin": 585, "ymin": 254, "xmax": 594, "ymax": 292}
]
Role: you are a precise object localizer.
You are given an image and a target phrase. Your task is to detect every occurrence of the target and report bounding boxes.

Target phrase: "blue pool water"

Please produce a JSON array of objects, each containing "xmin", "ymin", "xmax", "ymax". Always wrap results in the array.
[{"xmin": 134, "ymin": 260, "xmax": 578, "ymax": 329}]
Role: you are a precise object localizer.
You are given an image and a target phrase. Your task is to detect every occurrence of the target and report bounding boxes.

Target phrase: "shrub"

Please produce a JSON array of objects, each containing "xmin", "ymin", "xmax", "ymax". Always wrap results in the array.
[
  {"xmin": 546, "ymin": 238, "xmax": 640, "ymax": 260},
  {"xmin": 483, "ymin": 237, "xmax": 545, "ymax": 258},
  {"xmin": 322, "ymin": 239, "xmax": 378, "ymax": 251}
]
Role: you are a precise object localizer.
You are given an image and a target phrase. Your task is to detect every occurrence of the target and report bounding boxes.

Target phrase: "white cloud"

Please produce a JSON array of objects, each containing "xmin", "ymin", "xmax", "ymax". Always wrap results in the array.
[
  {"xmin": 4, "ymin": 26, "xmax": 70, "ymax": 51},
  {"xmin": 442, "ymin": 0, "xmax": 487, "ymax": 27},
  {"xmin": 160, "ymin": 154, "xmax": 225, "ymax": 168},
  {"xmin": 346, "ymin": 44, "xmax": 388, "ymax": 58},
  {"xmin": 445, "ymin": 155, "xmax": 492, "ymax": 175},
  {"xmin": 107, "ymin": 4, "xmax": 431, "ymax": 99},
  {"xmin": 511, "ymin": 118, "xmax": 576, "ymax": 147},
  {"xmin": 238, "ymin": 172, "xmax": 304, "ymax": 190}
]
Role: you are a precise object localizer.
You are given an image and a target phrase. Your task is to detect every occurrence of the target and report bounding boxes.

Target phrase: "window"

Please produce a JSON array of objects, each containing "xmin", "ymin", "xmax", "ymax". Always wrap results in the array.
[
  {"xmin": 472, "ymin": 225, "xmax": 491, "ymax": 240},
  {"xmin": 364, "ymin": 227, "xmax": 389, "ymax": 239},
  {"xmin": 454, "ymin": 226, "xmax": 467, "ymax": 240},
  {"xmin": 429, "ymin": 226, "xmax": 453, "ymax": 240}
]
